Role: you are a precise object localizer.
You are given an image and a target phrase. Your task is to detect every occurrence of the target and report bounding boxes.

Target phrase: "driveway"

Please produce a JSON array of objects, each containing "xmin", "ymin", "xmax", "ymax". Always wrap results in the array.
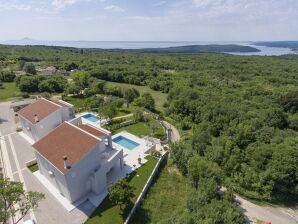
[
  {"xmin": 161, "ymin": 120, "xmax": 181, "ymax": 143},
  {"xmin": 0, "ymin": 102, "xmax": 93, "ymax": 224},
  {"xmin": 236, "ymin": 194, "xmax": 298, "ymax": 224}
]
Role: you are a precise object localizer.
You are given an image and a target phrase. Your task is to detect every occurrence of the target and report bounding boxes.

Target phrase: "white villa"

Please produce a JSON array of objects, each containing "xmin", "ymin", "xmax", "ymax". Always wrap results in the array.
[
  {"xmin": 32, "ymin": 121, "xmax": 123, "ymax": 204},
  {"xmin": 17, "ymin": 97, "xmax": 157, "ymax": 210},
  {"xmin": 18, "ymin": 98, "xmax": 75, "ymax": 141}
]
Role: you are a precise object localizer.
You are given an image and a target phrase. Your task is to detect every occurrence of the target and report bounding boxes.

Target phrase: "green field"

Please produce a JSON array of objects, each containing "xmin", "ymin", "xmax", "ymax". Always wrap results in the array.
[
  {"xmin": 113, "ymin": 121, "xmax": 165, "ymax": 139},
  {"xmin": 131, "ymin": 159, "xmax": 192, "ymax": 223},
  {"xmin": 0, "ymin": 82, "xmax": 22, "ymax": 101},
  {"xmin": 105, "ymin": 81, "xmax": 167, "ymax": 112},
  {"xmin": 86, "ymin": 156, "xmax": 158, "ymax": 224}
]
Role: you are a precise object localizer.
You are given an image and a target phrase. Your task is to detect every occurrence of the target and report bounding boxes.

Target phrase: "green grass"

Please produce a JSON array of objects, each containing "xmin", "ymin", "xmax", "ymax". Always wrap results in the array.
[
  {"xmin": 0, "ymin": 82, "xmax": 22, "ymax": 101},
  {"xmin": 113, "ymin": 121, "xmax": 164, "ymax": 139},
  {"xmin": 115, "ymin": 108, "xmax": 132, "ymax": 117},
  {"xmin": 131, "ymin": 159, "xmax": 192, "ymax": 224},
  {"xmin": 27, "ymin": 163, "xmax": 39, "ymax": 172},
  {"xmin": 104, "ymin": 81, "xmax": 167, "ymax": 112},
  {"xmin": 62, "ymin": 96, "xmax": 93, "ymax": 111},
  {"xmin": 86, "ymin": 156, "xmax": 158, "ymax": 224}
]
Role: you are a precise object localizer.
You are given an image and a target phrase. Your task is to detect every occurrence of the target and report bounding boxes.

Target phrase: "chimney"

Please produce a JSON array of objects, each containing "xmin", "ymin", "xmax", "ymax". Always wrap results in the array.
[
  {"xmin": 34, "ymin": 114, "xmax": 39, "ymax": 123},
  {"xmin": 63, "ymin": 156, "xmax": 71, "ymax": 169}
]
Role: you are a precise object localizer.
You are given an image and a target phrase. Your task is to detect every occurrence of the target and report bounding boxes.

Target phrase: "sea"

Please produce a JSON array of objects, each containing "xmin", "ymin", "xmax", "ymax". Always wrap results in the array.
[{"xmin": 1, "ymin": 40, "xmax": 296, "ymax": 56}]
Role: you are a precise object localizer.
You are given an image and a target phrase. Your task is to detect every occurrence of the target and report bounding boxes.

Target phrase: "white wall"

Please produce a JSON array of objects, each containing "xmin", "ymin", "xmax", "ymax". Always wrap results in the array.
[
  {"xmin": 19, "ymin": 108, "xmax": 63, "ymax": 141},
  {"xmin": 35, "ymin": 151, "xmax": 71, "ymax": 199},
  {"xmin": 61, "ymin": 106, "xmax": 75, "ymax": 122},
  {"xmin": 64, "ymin": 144, "xmax": 103, "ymax": 203},
  {"xmin": 34, "ymin": 109, "xmax": 62, "ymax": 140},
  {"xmin": 19, "ymin": 116, "xmax": 36, "ymax": 140}
]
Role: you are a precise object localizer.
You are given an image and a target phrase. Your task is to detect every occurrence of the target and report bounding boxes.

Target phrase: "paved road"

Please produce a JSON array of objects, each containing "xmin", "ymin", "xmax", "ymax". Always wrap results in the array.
[
  {"xmin": 0, "ymin": 102, "xmax": 16, "ymax": 135},
  {"xmin": 236, "ymin": 195, "xmax": 298, "ymax": 224},
  {"xmin": 161, "ymin": 120, "xmax": 181, "ymax": 143}
]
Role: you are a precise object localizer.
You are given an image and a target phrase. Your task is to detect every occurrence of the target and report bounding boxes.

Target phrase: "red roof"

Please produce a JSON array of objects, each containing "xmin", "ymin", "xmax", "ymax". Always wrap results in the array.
[
  {"xmin": 18, "ymin": 98, "xmax": 61, "ymax": 124},
  {"xmin": 77, "ymin": 124, "xmax": 108, "ymax": 138},
  {"xmin": 33, "ymin": 122, "xmax": 99, "ymax": 174}
]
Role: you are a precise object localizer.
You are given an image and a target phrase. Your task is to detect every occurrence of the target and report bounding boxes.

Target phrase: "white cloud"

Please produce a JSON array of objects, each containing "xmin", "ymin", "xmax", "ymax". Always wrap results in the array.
[
  {"xmin": 153, "ymin": 1, "xmax": 167, "ymax": 7},
  {"xmin": 51, "ymin": 0, "xmax": 78, "ymax": 11},
  {"xmin": 104, "ymin": 5, "xmax": 125, "ymax": 12}
]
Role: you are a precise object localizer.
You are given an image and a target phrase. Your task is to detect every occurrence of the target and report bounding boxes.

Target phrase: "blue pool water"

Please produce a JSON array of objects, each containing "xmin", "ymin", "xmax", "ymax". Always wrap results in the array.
[
  {"xmin": 83, "ymin": 114, "xmax": 99, "ymax": 122},
  {"xmin": 113, "ymin": 136, "xmax": 140, "ymax": 150}
]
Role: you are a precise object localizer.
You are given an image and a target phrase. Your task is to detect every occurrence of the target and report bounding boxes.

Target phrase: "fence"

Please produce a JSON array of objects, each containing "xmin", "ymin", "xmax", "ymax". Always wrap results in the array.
[{"xmin": 124, "ymin": 150, "xmax": 169, "ymax": 224}]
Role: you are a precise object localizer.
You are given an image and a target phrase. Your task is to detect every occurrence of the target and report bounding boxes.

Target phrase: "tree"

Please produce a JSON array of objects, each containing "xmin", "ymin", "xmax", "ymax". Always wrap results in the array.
[
  {"xmin": 135, "ymin": 93, "xmax": 155, "ymax": 111},
  {"xmin": 186, "ymin": 179, "xmax": 219, "ymax": 212},
  {"xmin": 17, "ymin": 76, "xmax": 42, "ymax": 92},
  {"xmin": 124, "ymin": 88, "xmax": 140, "ymax": 107},
  {"xmin": 133, "ymin": 108, "xmax": 144, "ymax": 122},
  {"xmin": 0, "ymin": 178, "xmax": 45, "ymax": 224},
  {"xmin": 171, "ymin": 142, "xmax": 194, "ymax": 175},
  {"xmin": 65, "ymin": 62, "xmax": 78, "ymax": 71},
  {"xmin": 71, "ymin": 71, "xmax": 90, "ymax": 91},
  {"xmin": 98, "ymin": 104, "xmax": 117, "ymax": 121},
  {"xmin": 23, "ymin": 63, "xmax": 36, "ymax": 75},
  {"xmin": 38, "ymin": 77, "xmax": 67, "ymax": 93},
  {"xmin": 67, "ymin": 83, "xmax": 81, "ymax": 96},
  {"xmin": 108, "ymin": 179, "xmax": 134, "ymax": 211},
  {"xmin": 17, "ymin": 60, "xmax": 26, "ymax": 70},
  {"xmin": 193, "ymin": 199, "xmax": 245, "ymax": 224},
  {"xmin": 0, "ymin": 69, "xmax": 16, "ymax": 82},
  {"xmin": 280, "ymin": 91, "xmax": 298, "ymax": 113},
  {"xmin": 188, "ymin": 155, "xmax": 223, "ymax": 189}
]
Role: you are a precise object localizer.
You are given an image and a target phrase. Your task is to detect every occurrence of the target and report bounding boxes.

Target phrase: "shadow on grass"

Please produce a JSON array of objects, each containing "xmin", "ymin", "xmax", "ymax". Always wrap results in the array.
[
  {"xmin": 129, "ymin": 204, "xmax": 152, "ymax": 224},
  {"xmin": 87, "ymin": 195, "xmax": 135, "ymax": 223}
]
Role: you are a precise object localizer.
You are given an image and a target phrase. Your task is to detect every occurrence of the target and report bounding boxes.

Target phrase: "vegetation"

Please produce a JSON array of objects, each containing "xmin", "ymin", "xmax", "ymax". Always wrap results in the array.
[
  {"xmin": 0, "ymin": 177, "xmax": 45, "ymax": 224},
  {"xmin": 0, "ymin": 82, "xmax": 21, "ymax": 100},
  {"xmin": 27, "ymin": 163, "xmax": 39, "ymax": 172},
  {"xmin": 108, "ymin": 179, "xmax": 134, "ymax": 211},
  {"xmin": 1, "ymin": 44, "xmax": 298, "ymax": 221},
  {"xmin": 113, "ymin": 121, "xmax": 164, "ymax": 139},
  {"xmin": 86, "ymin": 156, "xmax": 157, "ymax": 224},
  {"xmin": 132, "ymin": 159, "xmax": 192, "ymax": 223}
]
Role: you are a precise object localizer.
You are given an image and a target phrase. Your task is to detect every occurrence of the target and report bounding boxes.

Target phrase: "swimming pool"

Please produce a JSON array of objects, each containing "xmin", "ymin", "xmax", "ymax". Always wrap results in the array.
[
  {"xmin": 113, "ymin": 136, "xmax": 140, "ymax": 150},
  {"xmin": 82, "ymin": 113, "xmax": 99, "ymax": 122}
]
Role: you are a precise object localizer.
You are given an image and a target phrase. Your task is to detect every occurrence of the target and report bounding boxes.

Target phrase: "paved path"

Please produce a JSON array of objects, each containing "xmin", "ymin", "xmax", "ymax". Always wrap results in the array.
[
  {"xmin": 161, "ymin": 120, "xmax": 181, "ymax": 143},
  {"xmin": 112, "ymin": 113, "xmax": 133, "ymax": 120},
  {"xmin": 236, "ymin": 194, "xmax": 298, "ymax": 224}
]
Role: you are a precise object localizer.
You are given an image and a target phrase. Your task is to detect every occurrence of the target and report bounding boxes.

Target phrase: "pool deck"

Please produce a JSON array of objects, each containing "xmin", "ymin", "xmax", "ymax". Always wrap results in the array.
[
  {"xmin": 76, "ymin": 112, "xmax": 101, "ymax": 127},
  {"xmin": 112, "ymin": 131, "xmax": 154, "ymax": 169}
]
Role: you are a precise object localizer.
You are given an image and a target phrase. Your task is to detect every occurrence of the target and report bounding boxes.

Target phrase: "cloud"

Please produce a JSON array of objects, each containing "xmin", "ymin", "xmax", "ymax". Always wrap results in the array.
[
  {"xmin": 104, "ymin": 5, "xmax": 125, "ymax": 12},
  {"xmin": 51, "ymin": 0, "xmax": 78, "ymax": 11},
  {"xmin": 153, "ymin": 1, "xmax": 167, "ymax": 7}
]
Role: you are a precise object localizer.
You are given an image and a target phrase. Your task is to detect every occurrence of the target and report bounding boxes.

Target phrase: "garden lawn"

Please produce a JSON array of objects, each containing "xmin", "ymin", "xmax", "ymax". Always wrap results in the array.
[
  {"xmin": 105, "ymin": 81, "xmax": 167, "ymax": 112},
  {"xmin": 62, "ymin": 96, "xmax": 94, "ymax": 111},
  {"xmin": 86, "ymin": 156, "xmax": 158, "ymax": 224},
  {"xmin": 131, "ymin": 159, "xmax": 192, "ymax": 224},
  {"xmin": 0, "ymin": 82, "xmax": 21, "ymax": 101},
  {"xmin": 113, "ymin": 121, "xmax": 164, "ymax": 138},
  {"xmin": 27, "ymin": 163, "xmax": 39, "ymax": 172}
]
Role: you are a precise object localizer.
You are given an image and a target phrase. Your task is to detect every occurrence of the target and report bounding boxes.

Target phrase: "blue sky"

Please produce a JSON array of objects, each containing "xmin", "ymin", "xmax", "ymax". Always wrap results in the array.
[{"xmin": 0, "ymin": 0, "xmax": 297, "ymax": 41}]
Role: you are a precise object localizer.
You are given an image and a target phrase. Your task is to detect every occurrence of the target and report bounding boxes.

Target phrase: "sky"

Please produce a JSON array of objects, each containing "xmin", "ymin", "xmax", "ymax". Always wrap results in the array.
[{"xmin": 0, "ymin": 0, "xmax": 298, "ymax": 41}]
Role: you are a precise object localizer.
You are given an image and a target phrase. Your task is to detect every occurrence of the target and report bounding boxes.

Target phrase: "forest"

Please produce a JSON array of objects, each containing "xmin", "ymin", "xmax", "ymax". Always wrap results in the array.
[{"xmin": 0, "ymin": 44, "xmax": 297, "ymax": 223}]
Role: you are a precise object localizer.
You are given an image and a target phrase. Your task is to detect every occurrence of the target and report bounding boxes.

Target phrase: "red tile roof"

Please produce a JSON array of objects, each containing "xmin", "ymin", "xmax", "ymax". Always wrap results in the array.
[
  {"xmin": 33, "ymin": 122, "xmax": 99, "ymax": 174},
  {"xmin": 18, "ymin": 98, "xmax": 61, "ymax": 124},
  {"xmin": 77, "ymin": 124, "xmax": 108, "ymax": 138}
]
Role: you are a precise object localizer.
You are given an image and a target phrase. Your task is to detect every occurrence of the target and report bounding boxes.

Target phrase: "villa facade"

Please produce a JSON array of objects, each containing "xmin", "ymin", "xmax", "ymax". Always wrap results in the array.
[
  {"xmin": 18, "ymin": 98, "xmax": 75, "ymax": 141},
  {"xmin": 32, "ymin": 121, "xmax": 123, "ymax": 203}
]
